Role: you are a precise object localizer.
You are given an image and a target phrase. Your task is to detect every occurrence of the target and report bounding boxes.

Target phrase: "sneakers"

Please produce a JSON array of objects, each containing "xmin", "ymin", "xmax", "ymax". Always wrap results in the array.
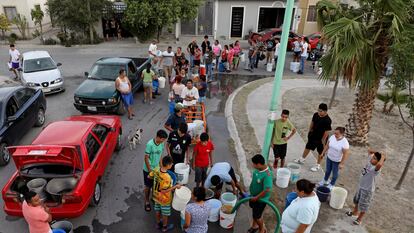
[
  {"xmin": 310, "ymin": 164, "xmax": 321, "ymax": 172},
  {"xmin": 318, "ymin": 180, "xmax": 330, "ymax": 187},
  {"xmin": 327, "ymin": 184, "xmax": 334, "ymax": 190},
  {"xmin": 293, "ymin": 158, "xmax": 305, "ymax": 164}
]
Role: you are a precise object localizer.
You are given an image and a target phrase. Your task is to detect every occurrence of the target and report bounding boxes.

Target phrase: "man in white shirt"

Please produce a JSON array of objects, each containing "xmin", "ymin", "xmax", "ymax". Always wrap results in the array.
[
  {"xmin": 148, "ymin": 39, "xmax": 158, "ymax": 59},
  {"xmin": 180, "ymin": 79, "xmax": 199, "ymax": 107},
  {"xmin": 273, "ymin": 39, "xmax": 280, "ymax": 71},
  {"xmin": 159, "ymin": 46, "xmax": 175, "ymax": 84},
  {"xmin": 298, "ymin": 37, "xmax": 310, "ymax": 74},
  {"xmin": 8, "ymin": 44, "xmax": 21, "ymax": 79}
]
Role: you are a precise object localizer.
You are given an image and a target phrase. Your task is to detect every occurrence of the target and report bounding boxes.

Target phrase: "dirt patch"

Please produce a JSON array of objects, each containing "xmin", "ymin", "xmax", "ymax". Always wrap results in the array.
[{"xmin": 283, "ymin": 87, "xmax": 414, "ymax": 233}]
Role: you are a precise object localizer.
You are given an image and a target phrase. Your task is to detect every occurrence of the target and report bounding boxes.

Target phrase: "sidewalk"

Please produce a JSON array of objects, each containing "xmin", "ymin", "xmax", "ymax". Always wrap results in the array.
[{"xmin": 227, "ymin": 78, "xmax": 369, "ymax": 233}]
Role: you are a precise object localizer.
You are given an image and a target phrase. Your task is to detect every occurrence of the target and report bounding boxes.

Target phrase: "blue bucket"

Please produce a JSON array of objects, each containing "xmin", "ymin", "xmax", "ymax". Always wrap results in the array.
[
  {"xmin": 52, "ymin": 229, "xmax": 66, "ymax": 233},
  {"xmin": 285, "ymin": 192, "xmax": 298, "ymax": 209},
  {"xmin": 219, "ymin": 63, "xmax": 226, "ymax": 72}
]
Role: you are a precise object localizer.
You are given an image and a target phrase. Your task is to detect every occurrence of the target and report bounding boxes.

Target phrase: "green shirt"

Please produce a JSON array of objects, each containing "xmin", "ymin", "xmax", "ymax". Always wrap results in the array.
[
  {"xmin": 143, "ymin": 139, "xmax": 164, "ymax": 172},
  {"xmin": 142, "ymin": 70, "xmax": 155, "ymax": 83},
  {"xmin": 249, "ymin": 167, "xmax": 273, "ymax": 201},
  {"xmin": 272, "ymin": 119, "xmax": 294, "ymax": 145}
]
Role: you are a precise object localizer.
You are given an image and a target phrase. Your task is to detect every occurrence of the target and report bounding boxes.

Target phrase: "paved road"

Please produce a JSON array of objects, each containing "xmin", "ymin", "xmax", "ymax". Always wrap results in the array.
[{"xmin": 0, "ymin": 44, "xmax": 267, "ymax": 233}]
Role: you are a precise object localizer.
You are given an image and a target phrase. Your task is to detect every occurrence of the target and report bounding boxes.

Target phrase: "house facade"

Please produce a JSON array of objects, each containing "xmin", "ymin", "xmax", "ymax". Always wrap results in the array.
[{"xmin": 0, "ymin": 0, "xmax": 52, "ymax": 38}]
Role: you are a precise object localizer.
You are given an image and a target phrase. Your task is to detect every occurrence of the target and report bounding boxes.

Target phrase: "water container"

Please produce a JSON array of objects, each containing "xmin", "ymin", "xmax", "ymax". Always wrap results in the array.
[
  {"xmin": 290, "ymin": 62, "xmax": 300, "ymax": 72},
  {"xmin": 220, "ymin": 192, "xmax": 237, "ymax": 210},
  {"xmin": 27, "ymin": 178, "xmax": 47, "ymax": 200},
  {"xmin": 219, "ymin": 208, "xmax": 236, "ymax": 229},
  {"xmin": 50, "ymin": 220, "xmax": 73, "ymax": 233},
  {"xmin": 276, "ymin": 168, "xmax": 291, "ymax": 188},
  {"xmin": 239, "ymin": 52, "xmax": 245, "ymax": 63},
  {"xmin": 219, "ymin": 62, "xmax": 226, "ymax": 72},
  {"xmin": 266, "ymin": 63, "xmax": 273, "ymax": 72},
  {"xmin": 285, "ymin": 192, "xmax": 298, "ymax": 209},
  {"xmin": 158, "ymin": 77, "xmax": 166, "ymax": 89},
  {"xmin": 52, "ymin": 229, "xmax": 66, "ymax": 233},
  {"xmin": 316, "ymin": 186, "xmax": 331, "ymax": 203},
  {"xmin": 200, "ymin": 64, "xmax": 206, "ymax": 76},
  {"xmin": 205, "ymin": 189, "xmax": 215, "ymax": 200},
  {"xmin": 172, "ymin": 186, "xmax": 192, "ymax": 211},
  {"xmin": 206, "ymin": 199, "xmax": 222, "ymax": 222},
  {"xmin": 287, "ymin": 163, "xmax": 301, "ymax": 184},
  {"xmin": 174, "ymin": 163, "xmax": 190, "ymax": 185},
  {"xmin": 329, "ymin": 187, "xmax": 348, "ymax": 209}
]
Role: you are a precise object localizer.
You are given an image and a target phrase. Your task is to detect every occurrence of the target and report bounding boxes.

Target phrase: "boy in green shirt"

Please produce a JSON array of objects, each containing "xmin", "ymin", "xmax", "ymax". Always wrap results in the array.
[
  {"xmin": 248, "ymin": 154, "xmax": 273, "ymax": 233},
  {"xmin": 143, "ymin": 129, "xmax": 168, "ymax": 212},
  {"xmin": 271, "ymin": 109, "xmax": 296, "ymax": 169}
]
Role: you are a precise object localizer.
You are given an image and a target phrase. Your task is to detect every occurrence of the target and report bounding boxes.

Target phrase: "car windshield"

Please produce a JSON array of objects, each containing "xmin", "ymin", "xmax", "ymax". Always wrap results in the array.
[
  {"xmin": 89, "ymin": 64, "xmax": 125, "ymax": 80},
  {"xmin": 24, "ymin": 57, "xmax": 56, "ymax": 73}
]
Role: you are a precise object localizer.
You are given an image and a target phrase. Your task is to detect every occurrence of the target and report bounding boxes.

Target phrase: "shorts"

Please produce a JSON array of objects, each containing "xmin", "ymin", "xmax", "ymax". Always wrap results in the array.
[
  {"xmin": 163, "ymin": 65, "xmax": 173, "ymax": 77},
  {"xmin": 232, "ymin": 57, "xmax": 239, "ymax": 65},
  {"xmin": 273, "ymin": 144, "xmax": 287, "ymax": 159},
  {"xmin": 249, "ymin": 200, "xmax": 267, "ymax": 219},
  {"xmin": 194, "ymin": 60, "xmax": 201, "ymax": 66},
  {"xmin": 11, "ymin": 62, "xmax": 19, "ymax": 69},
  {"xmin": 294, "ymin": 51, "xmax": 301, "ymax": 57},
  {"xmin": 353, "ymin": 188, "xmax": 373, "ymax": 212},
  {"xmin": 305, "ymin": 140, "xmax": 324, "ymax": 154},
  {"xmin": 143, "ymin": 170, "xmax": 153, "ymax": 188},
  {"xmin": 143, "ymin": 82, "xmax": 152, "ymax": 88},
  {"xmin": 154, "ymin": 202, "xmax": 171, "ymax": 216},
  {"xmin": 198, "ymin": 96, "xmax": 206, "ymax": 103},
  {"xmin": 195, "ymin": 167, "xmax": 208, "ymax": 183},
  {"xmin": 121, "ymin": 92, "xmax": 133, "ymax": 108}
]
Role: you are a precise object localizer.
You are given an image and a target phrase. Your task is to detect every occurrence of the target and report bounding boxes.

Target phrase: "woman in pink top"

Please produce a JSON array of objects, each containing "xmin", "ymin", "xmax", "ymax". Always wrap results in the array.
[
  {"xmin": 233, "ymin": 40, "xmax": 241, "ymax": 70},
  {"xmin": 22, "ymin": 191, "xmax": 53, "ymax": 233},
  {"xmin": 228, "ymin": 44, "xmax": 235, "ymax": 71},
  {"xmin": 212, "ymin": 40, "xmax": 222, "ymax": 70}
]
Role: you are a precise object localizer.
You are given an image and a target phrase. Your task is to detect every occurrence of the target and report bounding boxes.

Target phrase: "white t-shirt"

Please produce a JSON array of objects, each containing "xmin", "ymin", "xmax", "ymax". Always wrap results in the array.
[
  {"xmin": 9, "ymin": 49, "xmax": 20, "ymax": 63},
  {"xmin": 204, "ymin": 162, "xmax": 232, "ymax": 188},
  {"xmin": 301, "ymin": 42, "xmax": 309, "ymax": 57},
  {"xmin": 148, "ymin": 43, "xmax": 157, "ymax": 58},
  {"xmin": 181, "ymin": 86, "xmax": 199, "ymax": 106},
  {"xmin": 326, "ymin": 135, "xmax": 350, "ymax": 162},
  {"xmin": 281, "ymin": 193, "xmax": 320, "ymax": 233},
  {"xmin": 162, "ymin": 51, "xmax": 175, "ymax": 66},
  {"xmin": 274, "ymin": 43, "xmax": 280, "ymax": 57}
]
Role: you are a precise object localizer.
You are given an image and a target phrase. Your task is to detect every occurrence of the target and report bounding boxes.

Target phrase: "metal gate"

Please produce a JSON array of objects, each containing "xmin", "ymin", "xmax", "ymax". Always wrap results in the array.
[{"xmin": 181, "ymin": 0, "xmax": 214, "ymax": 35}]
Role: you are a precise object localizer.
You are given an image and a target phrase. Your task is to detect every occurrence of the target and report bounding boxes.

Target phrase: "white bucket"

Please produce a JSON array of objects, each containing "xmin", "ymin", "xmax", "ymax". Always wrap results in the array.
[
  {"xmin": 219, "ymin": 208, "xmax": 236, "ymax": 229},
  {"xmin": 276, "ymin": 168, "xmax": 291, "ymax": 188},
  {"xmin": 174, "ymin": 163, "xmax": 190, "ymax": 185},
  {"xmin": 287, "ymin": 163, "xmax": 301, "ymax": 184},
  {"xmin": 172, "ymin": 186, "xmax": 192, "ymax": 211},
  {"xmin": 266, "ymin": 63, "xmax": 273, "ymax": 72},
  {"xmin": 206, "ymin": 199, "xmax": 222, "ymax": 222},
  {"xmin": 240, "ymin": 53, "xmax": 245, "ymax": 63},
  {"xmin": 290, "ymin": 62, "xmax": 300, "ymax": 72},
  {"xmin": 329, "ymin": 187, "xmax": 348, "ymax": 209},
  {"xmin": 220, "ymin": 192, "xmax": 237, "ymax": 210},
  {"xmin": 158, "ymin": 77, "xmax": 166, "ymax": 88},
  {"xmin": 27, "ymin": 178, "xmax": 47, "ymax": 200}
]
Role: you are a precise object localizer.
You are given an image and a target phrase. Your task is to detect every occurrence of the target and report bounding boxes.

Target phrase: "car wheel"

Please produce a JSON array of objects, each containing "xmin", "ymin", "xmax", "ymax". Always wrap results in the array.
[
  {"xmin": 309, "ymin": 49, "xmax": 316, "ymax": 61},
  {"xmin": 90, "ymin": 182, "xmax": 101, "ymax": 207},
  {"xmin": 116, "ymin": 101, "xmax": 126, "ymax": 115},
  {"xmin": 115, "ymin": 132, "xmax": 122, "ymax": 151},
  {"xmin": 34, "ymin": 108, "xmax": 45, "ymax": 127},
  {"xmin": 0, "ymin": 143, "xmax": 10, "ymax": 166}
]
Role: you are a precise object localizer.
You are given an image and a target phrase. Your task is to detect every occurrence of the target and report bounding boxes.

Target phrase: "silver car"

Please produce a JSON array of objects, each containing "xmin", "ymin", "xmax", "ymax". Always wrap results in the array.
[{"xmin": 21, "ymin": 51, "xmax": 64, "ymax": 94}]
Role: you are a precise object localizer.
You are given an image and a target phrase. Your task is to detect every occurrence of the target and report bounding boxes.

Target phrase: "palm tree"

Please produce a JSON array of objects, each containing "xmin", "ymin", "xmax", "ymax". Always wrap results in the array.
[{"xmin": 317, "ymin": 0, "xmax": 413, "ymax": 145}]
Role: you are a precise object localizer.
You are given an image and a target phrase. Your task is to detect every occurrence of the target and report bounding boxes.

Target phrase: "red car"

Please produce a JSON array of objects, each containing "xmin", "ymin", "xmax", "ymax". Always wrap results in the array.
[
  {"xmin": 306, "ymin": 32, "xmax": 321, "ymax": 50},
  {"xmin": 248, "ymin": 28, "xmax": 301, "ymax": 50},
  {"xmin": 2, "ymin": 115, "xmax": 122, "ymax": 218}
]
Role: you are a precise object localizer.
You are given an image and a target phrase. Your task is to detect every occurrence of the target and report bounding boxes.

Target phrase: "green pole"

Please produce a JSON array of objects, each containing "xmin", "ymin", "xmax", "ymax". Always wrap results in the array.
[{"xmin": 262, "ymin": 0, "xmax": 296, "ymax": 162}]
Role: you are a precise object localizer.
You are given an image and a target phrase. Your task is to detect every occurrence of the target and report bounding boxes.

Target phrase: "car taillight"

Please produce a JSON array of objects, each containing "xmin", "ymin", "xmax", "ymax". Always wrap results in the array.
[
  {"xmin": 62, "ymin": 194, "xmax": 82, "ymax": 204},
  {"xmin": 4, "ymin": 192, "xmax": 20, "ymax": 203}
]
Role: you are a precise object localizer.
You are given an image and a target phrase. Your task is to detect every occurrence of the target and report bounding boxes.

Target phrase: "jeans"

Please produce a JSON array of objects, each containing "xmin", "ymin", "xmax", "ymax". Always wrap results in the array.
[
  {"xmin": 249, "ymin": 56, "xmax": 256, "ymax": 70},
  {"xmin": 190, "ymin": 55, "xmax": 195, "ymax": 68},
  {"xmin": 324, "ymin": 157, "xmax": 340, "ymax": 185},
  {"xmin": 300, "ymin": 56, "xmax": 306, "ymax": 73},
  {"xmin": 255, "ymin": 53, "xmax": 260, "ymax": 68},
  {"xmin": 206, "ymin": 63, "xmax": 213, "ymax": 80}
]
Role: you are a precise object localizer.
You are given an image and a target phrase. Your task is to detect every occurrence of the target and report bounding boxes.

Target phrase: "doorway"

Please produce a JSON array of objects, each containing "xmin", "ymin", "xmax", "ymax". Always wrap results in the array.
[
  {"xmin": 230, "ymin": 7, "xmax": 244, "ymax": 38},
  {"xmin": 257, "ymin": 7, "xmax": 285, "ymax": 32}
]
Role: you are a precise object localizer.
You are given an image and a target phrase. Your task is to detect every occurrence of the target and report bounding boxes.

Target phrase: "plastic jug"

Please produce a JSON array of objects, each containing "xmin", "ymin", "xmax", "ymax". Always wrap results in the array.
[{"xmin": 172, "ymin": 186, "xmax": 192, "ymax": 211}]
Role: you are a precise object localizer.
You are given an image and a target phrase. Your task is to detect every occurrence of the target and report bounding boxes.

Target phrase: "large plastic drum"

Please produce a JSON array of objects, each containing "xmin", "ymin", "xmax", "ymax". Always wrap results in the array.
[
  {"xmin": 316, "ymin": 186, "xmax": 331, "ymax": 203},
  {"xmin": 158, "ymin": 77, "xmax": 166, "ymax": 89},
  {"xmin": 287, "ymin": 163, "xmax": 301, "ymax": 184},
  {"xmin": 276, "ymin": 168, "xmax": 291, "ymax": 188},
  {"xmin": 27, "ymin": 178, "xmax": 47, "ymax": 200},
  {"xmin": 219, "ymin": 208, "xmax": 236, "ymax": 229},
  {"xmin": 172, "ymin": 186, "xmax": 192, "ymax": 211},
  {"xmin": 174, "ymin": 163, "xmax": 190, "ymax": 185},
  {"xmin": 220, "ymin": 192, "xmax": 237, "ymax": 210},
  {"xmin": 206, "ymin": 199, "xmax": 222, "ymax": 222},
  {"xmin": 329, "ymin": 187, "xmax": 348, "ymax": 209},
  {"xmin": 50, "ymin": 220, "xmax": 73, "ymax": 233}
]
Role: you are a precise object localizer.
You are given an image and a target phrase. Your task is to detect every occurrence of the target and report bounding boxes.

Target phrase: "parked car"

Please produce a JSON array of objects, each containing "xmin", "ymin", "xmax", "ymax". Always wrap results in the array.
[
  {"xmin": 21, "ymin": 51, "xmax": 65, "ymax": 94},
  {"xmin": 248, "ymin": 28, "xmax": 301, "ymax": 50},
  {"xmin": 73, "ymin": 57, "xmax": 149, "ymax": 114},
  {"xmin": 306, "ymin": 32, "xmax": 321, "ymax": 50},
  {"xmin": 2, "ymin": 115, "xmax": 122, "ymax": 218},
  {"xmin": 0, "ymin": 86, "xmax": 46, "ymax": 166}
]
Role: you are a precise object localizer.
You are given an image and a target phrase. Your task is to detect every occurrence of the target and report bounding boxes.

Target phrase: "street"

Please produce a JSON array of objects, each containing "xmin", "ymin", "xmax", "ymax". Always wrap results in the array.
[{"xmin": 0, "ymin": 43, "xmax": 263, "ymax": 233}]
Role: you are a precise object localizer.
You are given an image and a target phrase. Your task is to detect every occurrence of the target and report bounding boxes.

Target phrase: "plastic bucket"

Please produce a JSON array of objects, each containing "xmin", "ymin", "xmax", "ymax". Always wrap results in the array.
[
  {"xmin": 290, "ymin": 62, "xmax": 300, "ymax": 72},
  {"xmin": 240, "ymin": 53, "xmax": 245, "ymax": 63},
  {"xmin": 316, "ymin": 186, "xmax": 331, "ymax": 203},
  {"xmin": 329, "ymin": 187, "xmax": 348, "ymax": 209},
  {"xmin": 200, "ymin": 64, "xmax": 206, "ymax": 75},
  {"xmin": 276, "ymin": 168, "xmax": 291, "ymax": 188},
  {"xmin": 266, "ymin": 63, "xmax": 273, "ymax": 72},
  {"xmin": 172, "ymin": 186, "xmax": 192, "ymax": 211},
  {"xmin": 174, "ymin": 163, "xmax": 190, "ymax": 185},
  {"xmin": 285, "ymin": 192, "xmax": 298, "ymax": 209},
  {"xmin": 27, "ymin": 178, "xmax": 47, "ymax": 200},
  {"xmin": 287, "ymin": 163, "xmax": 301, "ymax": 184},
  {"xmin": 158, "ymin": 77, "xmax": 166, "ymax": 89},
  {"xmin": 205, "ymin": 189, "xmax": 215, "ymax": 200},
  {"xmin": 53, "ymin": 229, "xmax": 66, "ymax": 233},
  {"xmin": 220, "ymin": 192, "xmax": 237, "ymax": 211},
  {"xmin": 219, "ymin": 62, "xmax": 226, "ymax": 72},
  {"xmin": 206, "ymin": 199, "xmax": 222, "ymax": 222},
  {"xmin": 219, "ymin": 208, "xmax": 236, "ymax": 229},
  {"xmin": 50, "ymin": 220, "xmax": 73, "ymax": 233}
]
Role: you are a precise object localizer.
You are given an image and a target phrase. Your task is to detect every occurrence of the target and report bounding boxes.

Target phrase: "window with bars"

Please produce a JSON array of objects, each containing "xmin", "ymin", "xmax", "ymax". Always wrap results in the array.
[
  {"xmin": 307, "ymin": 5, "xmax": 317, "ymax": 22},
  {"xmin": 3, "ymin": 6, "xmax": 17, "ymax": 21}
]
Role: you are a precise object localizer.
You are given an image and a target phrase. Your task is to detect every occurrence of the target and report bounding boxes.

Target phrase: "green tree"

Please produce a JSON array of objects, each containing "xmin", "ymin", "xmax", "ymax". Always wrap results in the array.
[
  {"xmin": 31, "ymin": 5, "xmax": 45, "ymax": 43},
  {"xmin": 12, "ymin": 14, "xmax": 28, "ymax": 39},
  {"xmin": 0, "ymin": 14, "xmax": 11, "ymax": 41},
  {"xmin": 124, "ymin": 0, "xmax": 202, "ymax": 41},
  {"xmin": 317, "ymin": 0, "xmax": 414, "ymax": 145}
]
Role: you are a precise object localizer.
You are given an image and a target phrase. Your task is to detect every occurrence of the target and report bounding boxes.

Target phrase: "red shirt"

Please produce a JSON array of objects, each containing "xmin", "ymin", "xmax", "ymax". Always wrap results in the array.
[{"xmin": 194, "ymin": 141, "xmax": 214, "ymax": 167}]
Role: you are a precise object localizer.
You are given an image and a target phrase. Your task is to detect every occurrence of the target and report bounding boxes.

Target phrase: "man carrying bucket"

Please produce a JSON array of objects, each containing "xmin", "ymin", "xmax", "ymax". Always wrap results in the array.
[{"xmin": 270, "ymin": 109, "xmax": 296, "ymax": 169}]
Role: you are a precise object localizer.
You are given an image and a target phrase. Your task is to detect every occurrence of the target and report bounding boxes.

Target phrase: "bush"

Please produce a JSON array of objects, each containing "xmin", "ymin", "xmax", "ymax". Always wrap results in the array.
[
  {"xmin": 32, "ymin": 29, "xmax": 41, "ymax": 38},
  {"xmin": 56, "ymin": 31, "xmax": 67, "ymax": 45},
  {"xmin": 10, "ymin": 33, "xmax": 18, "ymax": 40},
  {"xmin": 44, "ymin": 38, "xmax": 57, "ymax": 45},
  {"xmin": 8, "ymin": 37, "xmax": 15, "ymax": 44}
]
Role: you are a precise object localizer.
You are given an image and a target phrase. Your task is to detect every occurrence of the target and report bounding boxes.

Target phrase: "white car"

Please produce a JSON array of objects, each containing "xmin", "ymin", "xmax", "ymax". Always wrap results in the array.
[{"xmin": 21, "ymin": 51, "xmax": 64, "ymax": 94}]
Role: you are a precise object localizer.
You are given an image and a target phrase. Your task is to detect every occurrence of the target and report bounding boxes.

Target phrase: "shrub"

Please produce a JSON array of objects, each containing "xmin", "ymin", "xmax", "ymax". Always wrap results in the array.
[{"xmin": 44, "ymin": 38, "xmax": 57, "ymax": 45}]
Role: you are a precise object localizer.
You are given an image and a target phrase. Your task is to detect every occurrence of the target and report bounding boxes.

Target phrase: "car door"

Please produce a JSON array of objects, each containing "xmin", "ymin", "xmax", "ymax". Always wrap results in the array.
[
  {"xmin": 127, "ymin": 61, "xmax": 139, "ymax": 92},
  {"xmin": 91, "ymin": 124, "xmax": 114, "ymax": 171},
  {"xmin": 3, "ymin": 97, "xmax": 25, "ymax": 145},
  {"xmin": 14, "ymin": 88, "xmax": 38, "ymax": 128}
]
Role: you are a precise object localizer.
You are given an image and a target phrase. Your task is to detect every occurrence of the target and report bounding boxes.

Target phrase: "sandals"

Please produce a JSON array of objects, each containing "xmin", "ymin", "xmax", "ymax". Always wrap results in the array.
[
  {"xmin": 247, "ymin": 227, "xmax": 259, "ymax": 233},
  {"xmin": 144, "ymin": 203, "xmax": 151, "ymax": 212},
  {"xmin": 162, "ymin": 223, "xmax": 174, "ymax": 232},
  {"xmin": 345, "ymin": 211, "xmax": 358, "ymax": 218},
  {"xmin": 353, "ymin": 219, "xmax": 362, "ymax": 225}
]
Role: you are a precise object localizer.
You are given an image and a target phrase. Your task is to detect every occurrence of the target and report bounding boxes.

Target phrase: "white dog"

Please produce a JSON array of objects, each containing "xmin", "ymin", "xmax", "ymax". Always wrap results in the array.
[{"xmin": 128, "ymin": 128, "xmax": 143, "ymax": 150}]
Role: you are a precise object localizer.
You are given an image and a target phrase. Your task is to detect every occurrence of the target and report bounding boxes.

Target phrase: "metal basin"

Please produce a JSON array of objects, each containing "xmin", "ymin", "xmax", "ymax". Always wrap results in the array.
[
  {"xmin": 45, "ymin": 178, "xmax": 77, "ymax": 202},
  {"xmin": 27, "ymin": 178, "xmax": 47, "ymax": 200}
]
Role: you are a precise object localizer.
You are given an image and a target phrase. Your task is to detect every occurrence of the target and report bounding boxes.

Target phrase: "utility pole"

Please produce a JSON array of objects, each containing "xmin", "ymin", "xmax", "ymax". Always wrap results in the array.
[
  {"xmin": 86, "ymin": 0, "xmax": 94, "ymax": 44},
  {"xmin": 261, "ymin": 0, "xmax": 295, "ymax": 162}
]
